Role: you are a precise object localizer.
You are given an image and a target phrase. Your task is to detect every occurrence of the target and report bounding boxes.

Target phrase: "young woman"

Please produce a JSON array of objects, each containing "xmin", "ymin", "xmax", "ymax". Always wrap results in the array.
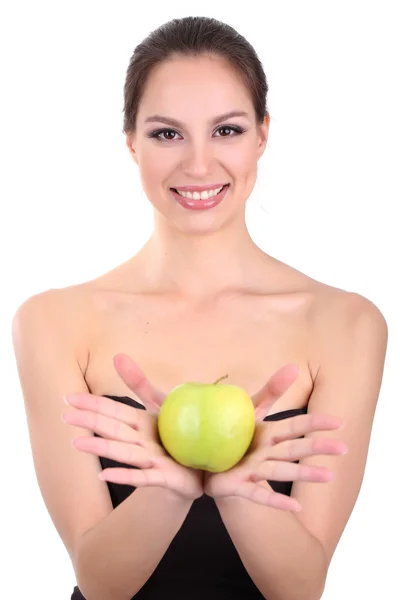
[{"xmin": 12, "ymin": 16, "xmax": 388, "ymax": 600}]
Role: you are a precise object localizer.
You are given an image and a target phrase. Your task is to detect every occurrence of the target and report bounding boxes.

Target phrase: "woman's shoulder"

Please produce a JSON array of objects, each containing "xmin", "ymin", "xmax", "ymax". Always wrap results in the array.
[
  {"xmin": 43, "ymin": 265, "xmax": 380, "ymax": 352},
  {"xmin": 24, "ymin": 284, "xmax": 95, "ymax": 376},
  {"xmin": 34, "ymin": 283, "xmax": 94, "ymax": 317}
]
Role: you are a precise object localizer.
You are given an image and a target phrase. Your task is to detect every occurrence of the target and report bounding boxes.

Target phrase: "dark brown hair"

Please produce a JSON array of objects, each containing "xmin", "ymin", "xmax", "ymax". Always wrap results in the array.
[{"xmin": 122, "ymin": 16, "xmax": 269, "ymax": 135}]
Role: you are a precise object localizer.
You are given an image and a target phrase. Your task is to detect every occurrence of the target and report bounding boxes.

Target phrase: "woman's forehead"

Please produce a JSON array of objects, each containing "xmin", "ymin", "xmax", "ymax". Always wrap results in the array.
[{"xmin": 138, "ymin": 61, "xmax": 252, "ymax": 121}]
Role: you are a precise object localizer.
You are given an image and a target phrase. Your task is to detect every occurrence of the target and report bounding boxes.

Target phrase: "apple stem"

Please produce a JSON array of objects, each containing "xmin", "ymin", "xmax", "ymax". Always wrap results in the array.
[{"xmin": 213, "ymin": 374, "xmax": 229, "ymax": 385}]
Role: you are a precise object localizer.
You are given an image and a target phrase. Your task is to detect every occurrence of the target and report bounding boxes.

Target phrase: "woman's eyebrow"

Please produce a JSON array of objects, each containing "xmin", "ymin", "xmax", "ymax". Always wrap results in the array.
[{"xmin": 144, "ymin": 110, "xmax": 250, "ymax": 128}]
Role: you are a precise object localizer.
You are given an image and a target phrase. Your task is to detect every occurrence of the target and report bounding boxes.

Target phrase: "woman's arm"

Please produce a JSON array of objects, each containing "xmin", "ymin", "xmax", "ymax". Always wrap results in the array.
[
  {"xmin": 76, "ymin": 486, "xmax": 193, "ymax": 600},
  {"xmin": 215, "ymin": 294, "xmax": 388, "ymax": 600},
  {"xmin": 215, "ymin": 492, "xmax": 326, "ymax": 600}
]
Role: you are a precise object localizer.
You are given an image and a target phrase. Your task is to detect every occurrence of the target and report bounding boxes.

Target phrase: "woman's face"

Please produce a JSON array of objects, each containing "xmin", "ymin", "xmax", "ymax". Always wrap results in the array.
[{"xmin": 127, "ymin": 54, "xmax": 269, "ymax": 230}]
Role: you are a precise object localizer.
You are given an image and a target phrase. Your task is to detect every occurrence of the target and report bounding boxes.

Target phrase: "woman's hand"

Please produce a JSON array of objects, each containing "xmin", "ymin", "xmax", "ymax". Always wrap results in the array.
[
  {"xmin": 62, "ymin": 353, "xmax": 204, "ymax": 502},
  {"xmin": 203, "ymin": 363, "xmax": 348, "ymax": 512}
]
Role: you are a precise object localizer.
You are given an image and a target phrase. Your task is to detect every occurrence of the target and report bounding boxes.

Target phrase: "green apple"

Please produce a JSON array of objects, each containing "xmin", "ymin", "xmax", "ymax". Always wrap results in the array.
[{"xmin": 157, "ymin": 374, "xmax": 256, "ymax": 472}]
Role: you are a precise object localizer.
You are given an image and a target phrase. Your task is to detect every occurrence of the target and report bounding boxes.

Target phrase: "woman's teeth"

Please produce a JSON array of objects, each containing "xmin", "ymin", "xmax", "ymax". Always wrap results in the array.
[{"xmin": 174, "ymin": 185, "xmax": 225, "ymax": 200}]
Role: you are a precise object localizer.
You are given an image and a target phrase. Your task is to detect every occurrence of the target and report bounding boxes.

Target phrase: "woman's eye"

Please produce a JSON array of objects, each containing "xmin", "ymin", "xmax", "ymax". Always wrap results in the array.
[
  {"xmin": 215, "ymin": 126, "xmax": 243, "ymax": 137},
  {"xmin": 148, "ymin": 125, "xmax": 245, "ymax": 142},
  {"xmin": 156, "ymin": 129, "xmax": 178, "ymax": 141},
  {"xmin": 147, "ymin": 129, "xmax": 179, "ymax": 142}
]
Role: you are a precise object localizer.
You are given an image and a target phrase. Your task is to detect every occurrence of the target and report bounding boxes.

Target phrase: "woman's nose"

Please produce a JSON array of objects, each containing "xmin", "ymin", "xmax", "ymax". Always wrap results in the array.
[{"xmin": 182, "ymin": 143, "xmax": 214, "ymax": 177}]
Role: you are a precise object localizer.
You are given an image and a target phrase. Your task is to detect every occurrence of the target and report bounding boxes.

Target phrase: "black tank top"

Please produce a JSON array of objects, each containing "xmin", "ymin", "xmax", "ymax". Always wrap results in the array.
[{"xmin": 71, "ymin": 395, "xmax": 308, "ymax": 599}]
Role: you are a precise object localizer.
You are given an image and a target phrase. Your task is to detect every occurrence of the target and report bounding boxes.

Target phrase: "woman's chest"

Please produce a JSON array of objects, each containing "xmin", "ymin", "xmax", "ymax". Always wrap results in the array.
[{"xmin": 82, "ymin": 290, "xmax": 320, "ymax": 415}]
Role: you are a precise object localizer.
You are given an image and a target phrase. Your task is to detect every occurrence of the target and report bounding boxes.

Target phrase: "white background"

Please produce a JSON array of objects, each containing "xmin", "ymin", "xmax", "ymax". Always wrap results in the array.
[{"xmin": 1, "ymin": 1, "xmax": 398, "ymax": 598}]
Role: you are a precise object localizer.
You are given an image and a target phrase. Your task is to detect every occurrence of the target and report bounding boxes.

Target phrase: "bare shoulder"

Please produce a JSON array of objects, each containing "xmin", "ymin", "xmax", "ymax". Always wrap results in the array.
[
  {"xmin": 310, "ymin": 286, "xmax": 388, "ymax": 370},
  {"xmin": 14, "ymin": 283, "xmax": 91, "ymax": 316},
  {"xmin": 315, "ymin": 286, "xmax": 388, "ymax": 330},
  {"xmin": 13, "ymin": 284, "xmax": 93, "ymax": 375}
]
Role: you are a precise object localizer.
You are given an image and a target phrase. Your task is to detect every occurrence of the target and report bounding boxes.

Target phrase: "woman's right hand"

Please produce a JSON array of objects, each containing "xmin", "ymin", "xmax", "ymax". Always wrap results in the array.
[{"xmin": 62, "ymin": 353, "xmax": 204, "ymax": 502}]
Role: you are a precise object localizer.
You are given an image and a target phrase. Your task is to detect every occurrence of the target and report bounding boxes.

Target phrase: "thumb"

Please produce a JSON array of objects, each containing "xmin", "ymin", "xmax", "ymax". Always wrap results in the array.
[
  {"xmin": 253, "ymin": 363, "xmax": 300, "ymax": 421},
  {"xmin": 113, "ymin": 353, "xmax": 165, "ymax": 414}
]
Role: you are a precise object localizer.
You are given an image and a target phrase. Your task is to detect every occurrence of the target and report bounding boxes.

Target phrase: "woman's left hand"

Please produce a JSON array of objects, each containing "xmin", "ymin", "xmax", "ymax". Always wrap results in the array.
[{"xmin": 203, "ymin": 363, "xmax": 347, "ymax": 512}]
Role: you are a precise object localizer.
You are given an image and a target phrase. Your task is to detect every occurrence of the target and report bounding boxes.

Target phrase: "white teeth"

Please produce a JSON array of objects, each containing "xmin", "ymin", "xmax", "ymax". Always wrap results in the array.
[{"xmin": 175, "ymin": 186, "xmax": 225, "ymax": 200}]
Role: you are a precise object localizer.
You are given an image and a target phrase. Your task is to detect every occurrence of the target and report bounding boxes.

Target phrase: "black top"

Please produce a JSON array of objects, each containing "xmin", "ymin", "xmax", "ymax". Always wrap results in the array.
[{"xmin": 71, "ymin": 395, "xmax": 308, "ymax": 599}]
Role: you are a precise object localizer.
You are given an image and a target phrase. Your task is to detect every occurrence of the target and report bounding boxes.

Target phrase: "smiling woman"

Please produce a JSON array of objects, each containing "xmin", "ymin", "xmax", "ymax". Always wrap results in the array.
[
  {"xmin": 122, "ymin": 17, "xmax": 270, "ymax": 242},
  {"xmin": 11, "ymin": 13, "xmax": 388, "ymax": 600}
]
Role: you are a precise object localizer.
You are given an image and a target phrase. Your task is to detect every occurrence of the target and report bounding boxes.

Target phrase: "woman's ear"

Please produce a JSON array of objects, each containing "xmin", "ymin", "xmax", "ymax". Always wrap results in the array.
[
  {"xmin": 257, "ymin": 114, "xmax": 270, "ymax": 159},
  {"xmin": 125, "ymin": 134, "xmax": 138, "ymax": 165}
]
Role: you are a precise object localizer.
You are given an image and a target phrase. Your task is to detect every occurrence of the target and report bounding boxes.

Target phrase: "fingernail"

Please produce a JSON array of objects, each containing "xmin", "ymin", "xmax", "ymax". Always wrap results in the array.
[{"xmin": 63, "ymin": 395, "xmax": 70, "ymax": 405}]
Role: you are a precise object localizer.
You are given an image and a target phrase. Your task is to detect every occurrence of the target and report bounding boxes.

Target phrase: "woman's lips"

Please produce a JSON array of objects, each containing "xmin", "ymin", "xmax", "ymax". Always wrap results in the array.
[
  {"xmin": 170, "ymin": 184, "xmax": 230, "ymax": 210},
  {"xmin": 171, "ymin": 183, "xmax": 229, "ymax": 192}
]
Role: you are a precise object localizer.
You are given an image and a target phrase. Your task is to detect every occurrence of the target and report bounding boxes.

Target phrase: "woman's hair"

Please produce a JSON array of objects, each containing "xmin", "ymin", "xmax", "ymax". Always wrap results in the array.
[{"xmin": 122, "ymin": 16, "xmax": 269, "ymax": 135}]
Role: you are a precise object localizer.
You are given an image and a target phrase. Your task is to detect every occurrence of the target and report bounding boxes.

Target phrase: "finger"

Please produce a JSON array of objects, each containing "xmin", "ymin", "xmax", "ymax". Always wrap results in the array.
[
  {"xmin": 72, "ymin": 435, "xmax": 153, "ymax": 468},
  {"xmin": 100, "ymin": 460, "xmax": 200, "ymax": 501},
  {"xmin": 265, "ymin": 436, "xmax": 349, "ymax": 462},
  {"xmin": 264, "ymin": 413, "xmax": 344, "ymax": 446},
  {"xmin": 251, "ymin": 460, "xmax": 333, "ymax": 483},
  {"xmin": 113, "ymin": 353, "xmax": 165, "ymax": 413},
  {"xmin": 253, "ymin": 363, "xmax": 300, "ymax": 421},
  {"xmin": 63, "ymin": 393, "xmax": 157, "ymax": 439},
  {"xmin": 99, "ymin": 466, "xmax": 168, "ymax": 488},
  {"xmin": 63, "ymin": 408, "xmax": 143, "ymax": 444},
  {"xmin": 229, "ymin": 480, "xmax": 301, "ymax": 511}
]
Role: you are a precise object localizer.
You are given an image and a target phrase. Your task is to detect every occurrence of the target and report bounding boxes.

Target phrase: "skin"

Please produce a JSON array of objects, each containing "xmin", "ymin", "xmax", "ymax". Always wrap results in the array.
[
  {"xmin": 124, "ymin": 53, "xmax": 271, "ymax": 304},
  {"xmin": 61, "ymin": 54, "xmax": 347, "ymax": 507},
  {"xmin": 63, "ymin": 355, "xmax": 347, "ymax": 509}
]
